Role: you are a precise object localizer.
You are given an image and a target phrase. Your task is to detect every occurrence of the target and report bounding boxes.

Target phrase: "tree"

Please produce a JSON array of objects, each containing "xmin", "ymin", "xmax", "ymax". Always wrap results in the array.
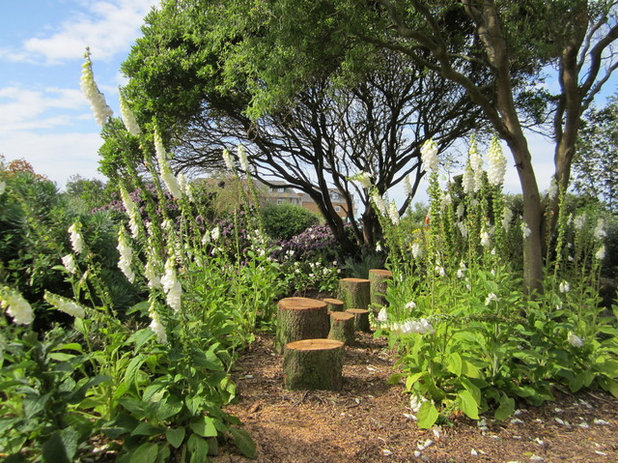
[
  {"xmin": 573, "ymin": 94, "xmax": 618, "ymax": 213},
  {"xmin": 195, "ymin": 0, "xmax": 618, "ymax": 292},
  {"xmin": 120, "ymin": 2, "xmax": 487, "ymax": 253}
]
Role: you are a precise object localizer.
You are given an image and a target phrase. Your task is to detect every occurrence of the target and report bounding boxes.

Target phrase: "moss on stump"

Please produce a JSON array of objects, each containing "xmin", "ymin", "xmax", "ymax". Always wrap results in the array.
[
  {"xmin": 369, "ymin": 269, "xmax": 393, "ymax": 311},
  {"xmin": 283, "ymin": 338, "xmax": 344, "ymax": 390},
  {"xmin": 346, "ymin": 308, "xmax": 370, "ymax": 332},
  {"xmin": 328, "ymin": 311, "xmax": 356, "ymax": 345},
  {"xmin": 275, "ymin": 297, "xmax": 329, "ymax": 353},
  {"xmin": 338, "ymin": 278, "xmax": 370, "ymax": 310}
]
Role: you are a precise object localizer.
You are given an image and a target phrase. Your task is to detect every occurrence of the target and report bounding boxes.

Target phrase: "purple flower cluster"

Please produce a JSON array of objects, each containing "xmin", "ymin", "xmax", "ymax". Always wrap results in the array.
[
  {"xmin": 273, "ymin": 224, "xmax": 345, "ymax": 263},
  {"xmin": 92, "ymin": 184, "xmax": 180, "ymax": 222}
]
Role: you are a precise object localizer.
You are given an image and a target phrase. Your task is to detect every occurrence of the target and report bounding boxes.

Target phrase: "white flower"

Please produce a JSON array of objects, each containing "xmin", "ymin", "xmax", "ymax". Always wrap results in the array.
[
  {"xmin": 502, "ymin": 206, "xmax": 513, "ymax": 231},
  {"xmin": 435, "ymin": 265, "xmax": 446, "ymax": 277},
  {"xmin": 410, "ymin": 394, "xmax": 427, "ymax": 414},
  {"xmin": 375, "ymin": 241, "xmax": 382, "ymax": 252},
  {"xmin": 457, "ymin": 261, "xmax": 466, "ymax": 279},
  {"xmin": 68, "ymin": 223, "xmax": 85, "ymax": 254},
  {"xmin": 594, "ymin": 219, "xmax": 606, "ymax": 241},
  {"xmin": 388, "ymin": 201, "xmax": 400, "ymax": 225},
  {"xmin": 238, "ymin": 145, "xmax": 249, "ymax": 172},
  {"xmin": 80, "ymin": 49, "xmax": 113, "ymax": 126},
  {"xmin": 117, "ymin": 228, "xmax": 135, "ymax": 283},
  {"xmin": 405, "ymin": 301, "xmax": 417, "ymax": 310},
  {"xmin": 567, "ymin": 331, "xmax": 584, "ymax": 348},
  {"xmin": 456, "ymin": 203, "xmax": 465, "ymax": 219},
  {"xmin": 371, "ymin": 191, "xmax": 387, "ymax": 216},
  {"xmin": 161, "ymin": 257, "xmax": 182, "ymax": 312},
  {"xmin": 480, "ymin": 228, "xmax": 491, "ymax": 248},
  {"xmin": 353, "ymin": 171, "xmax": 372, "ymax": 189},
  {"xmin": 154, "ymin": 128, "xmax": 182, "ymax": 200},
  {"xmin": 201, "ymin": 230, "xmax": 211, "ymax": 245},
  {"xmin": 120, "ymin": 186, "xmax": 140, "ymax": 238},
  {"xmin": 0, "ymin": 181, "xmax": 5, "ymax": 194},
  {"xmin": 559, "ymin": 280, "xmax": 570, "ymax": 293},
  {"xmin": 178, "ymin": 173, "xmax": 194, "ymax": 201},
  {"xmin": 419, "ymin": 318, "xmax": 434, "ymax": 334},
  {"xmin": 61, "ymin": 254, "xmax": 77, "ymax": 274},
  {"xmin": 44, "ymin": 292, "xmax": 85, "ymax": 319},
  {"xmin": 486, "ymin": 137, "xmax": 506, "ymax": 186},
  {"xmin": 421, "ymin": 139, "xmax": 439, "ymax": 173},
  {"xmin": 1, "ymin": 288, "xmax": 34, "ymax": 325},
  {"xmin": 595, "ymin": 245, "xmax": 606, "ymax": 260},
  {"xmin": 412, "ymin": 242, "xmax": 423, "ymax": 259},
  {"xmin": 222, "ymin": 149, "xmax": 235, "ymax": 171},
  {"xmin": 469, "ymin": 136, "xmax": 483, "ymax": 192},
  {"xmin": 485, "ymin": 293, "xmax": 498, "ymax": 305},
  {"xmin": 462, "ymin": 161, "xmax": 475, "ymax": 194},
  {"xmin": 574, "ymin": 214, "xmax": 586, "ymax": 230},
  {"xmin": 521, "ymin": 222, "xmax": 531, "ymax": 239},
  {"xmin": 377, "ymin": 307, "xmax": 388, "ymax": 322},
  {"xmin": 441, "ymin": 192, "xmax": 452, "ymax": 210},
  {"xmin": 456, "ymin": 221, "xmax": 468, "ymax": 238},
  {"xmin": 119, "ymin": 93, "xmax": 141, "ymax": 136},
  {"xmin": 211, "ymin": 226, "xmax": 220, "ymax": 241},
  {"xmin": 144, "ymin": 258, "xmax": 161, "ymax": 289},
  {"xmin": 403, "ymin": 175, "xmax": 413, "ymax": 196},
  {"xmin": 148, "ymin": 304, "xmax": 167, "ymax": 344}
]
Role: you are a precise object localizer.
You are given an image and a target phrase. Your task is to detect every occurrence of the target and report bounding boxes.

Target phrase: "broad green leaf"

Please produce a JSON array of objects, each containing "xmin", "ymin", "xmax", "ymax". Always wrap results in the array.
[
  {"xmin": 458, "ymin": 390, "xmax": 479, "ymax": 420},
  {"xmin": 230, "ymin": 427, "xmax": 257, "ymax": 459},
  {"xmin": 124, "ymin": 355, "xmax": 146, "ymax": 389},
  {"xmin": 131, "ymin": 422, "xmax": 163, "ymax": 437},
  {"xmin": 68, "ymin": 375, "xmax": 112, "ymax": 404},
  {"xmin": 166, "ymin": 427, "xmax": 186, "ymax": 448},
  {"xmin": 190, "ymin": 415, "xmax": 218, "ymax": 437},
  {"xmin": 54, "ymin": 343, "xmax": 83, "ymax": 353},
  {"xmin": 494, "ymin": 394, "xmax": 515, "ymax": 421},
  {"xmin": 416, "ymin": 401, "xmax": 439, "ymax": 429},
  {"xmin": 447, "ymin": 353, "xmax": 463, "ymax": 376},
  {"xmin": 460, "ymin": 378, "xmax": 481, "ymax": 405},
  {"xmin": 462, "ymin": 360, "xmax": 483, "ymax": 379},
  {"xmin": 187, "ymin": 434, "xmax": 209, "ymax": 463},
  {"xmin": 387, "ymin": 373, "xmax": 403, "ymax": 385},
  {"xmin": 130, "ymin": 442, "xmax": 158, "ymax": 463},
  {"xmin": 405, "ymin": 372, "xmax": 426, "ymax": 391},
  {"xmin": 42, "ymin": 427, "xmax": 79, "ymax": 463}
]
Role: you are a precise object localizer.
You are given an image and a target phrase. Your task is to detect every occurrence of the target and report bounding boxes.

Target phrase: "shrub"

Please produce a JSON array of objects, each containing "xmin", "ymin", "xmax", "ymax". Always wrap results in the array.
[{"xmin": 260, "ymin": 202, "xmax": 319, "ymax": 240}]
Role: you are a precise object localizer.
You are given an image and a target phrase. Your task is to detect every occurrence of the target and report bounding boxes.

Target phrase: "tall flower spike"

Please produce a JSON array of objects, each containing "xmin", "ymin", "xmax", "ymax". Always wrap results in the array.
[
  {"xmin": 117, "ymin": 226, "xmax": 135, "ymax": 283},
  {"xmin": 222, "ymin": 149, "xmax": 235, "ymax": 171},
  {"xmin": 468, "ymin": 136, "xmax": 483, "ymax": 192},
  {"xmin": 80, "ymin": 48, "xmax": 113, "ymax": 126},
  {"xmin": 120, "ymin": 185, "xmax": 141, "ymax": 238},
  {"xmin": 1, "ymin": 287, "xmax": 34, "ymax": 325},
  {"xmin": 238, "ymin": 145, "xmax": 249, "ymax": 172},
  {"xmin": 420, "ymin": 139, "xmax": 439, "ymax": 173},
  {"xmin": 119, "ymin": 93, "xmax": 142, "ymax": 136},
  {"xmin": 486, "ymin": 137, "xmax": 506, "ymax": 186},
  {"xmin": 68, "ymin": 222, "xmax": 85, "ymax": 254},
  {"xmin": 154, "ymin": 127, "xmax": 182, "ymax": 199}
]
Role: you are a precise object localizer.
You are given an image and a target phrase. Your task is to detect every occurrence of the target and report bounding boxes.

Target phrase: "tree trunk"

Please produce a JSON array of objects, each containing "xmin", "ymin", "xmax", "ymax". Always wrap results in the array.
[
  {"xmin": 328, "ymin": 312, "xmax": 356, "ymax": 345},
  {"xmin": 283, "ymin": 339, "xmax": 344, "ymax": 390},
  {"xmin": 345, "ymin": 308, "xmax": 370, "ymax": 332},
  {"xmin": 368, "ymin": 269, "xmax": 392, "ymax": 310},
  {"xmin": 323, "ymin": 297, "xmax": 344, "ymax": 313},
  {"xmin": 338, "ymin": 278, "xmax": 371, "ymax": 309},
  {"xmin": 275, "ymin": 297, "xmax": 329, "ymax": 353}
]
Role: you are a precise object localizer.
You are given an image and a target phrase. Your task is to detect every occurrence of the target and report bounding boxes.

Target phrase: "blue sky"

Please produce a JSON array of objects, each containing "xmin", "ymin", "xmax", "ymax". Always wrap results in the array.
[
  {"xmin": 0, "ymin": 1, "xmax": 615, "ymax": 200},
  {"xmin": 0, "ymin": 0, "xmax": 159, "ymax": 187}
]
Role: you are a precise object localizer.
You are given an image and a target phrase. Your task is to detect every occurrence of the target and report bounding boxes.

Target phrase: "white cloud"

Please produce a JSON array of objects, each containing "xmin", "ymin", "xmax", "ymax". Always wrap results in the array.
[
  {"xmin": 13, "ymin": 0, "xmax": 159, "ymax": 64},
  {"xmin": 1, "ymin": 131, "xmax": 106, "ymax": 188}
]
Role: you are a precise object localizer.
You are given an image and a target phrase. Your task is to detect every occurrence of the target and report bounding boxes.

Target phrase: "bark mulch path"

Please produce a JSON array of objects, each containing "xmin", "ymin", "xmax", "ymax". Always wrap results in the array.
[{"xmin": 213, "ymin": 332, "xmax": 618, "ymax": 463}]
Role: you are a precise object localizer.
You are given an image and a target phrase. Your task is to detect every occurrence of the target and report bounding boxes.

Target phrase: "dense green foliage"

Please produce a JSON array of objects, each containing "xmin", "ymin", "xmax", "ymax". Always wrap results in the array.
[{"xmin": 260, "ymin": 203, "xmax": 319, "ymax": 241}]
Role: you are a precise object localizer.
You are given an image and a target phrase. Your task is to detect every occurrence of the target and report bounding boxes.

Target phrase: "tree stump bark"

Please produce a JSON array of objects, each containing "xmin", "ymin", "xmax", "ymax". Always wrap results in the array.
[
  {"xmin": 369, "ymin": 269, "xmax": 393, "ymax": 311},
  {"xmin": 328, "ymin": 311, "xmax": 356, "ymax": 345},
  {"xmin": 275, "ymin": 297, "xmax": 329, "ymax": 353},
  {"xmin": 323, "ymin": 297, "xmax": 344, "ymax": 313},
  {"xmin": 338, "ymin": 278, "xmax": 370, "ymax": 309},
  {"xmin": 346, "ymin": 308, "xmax": 371, "ymax": 332},
  {"xmin": 283, "ymin": 339, "xmax": 344, "ymax": 390}
]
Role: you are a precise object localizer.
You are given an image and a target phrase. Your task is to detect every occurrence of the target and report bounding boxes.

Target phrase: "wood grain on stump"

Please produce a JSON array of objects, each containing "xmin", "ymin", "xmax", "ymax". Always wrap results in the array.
[
  {"xmin": 283, "ymin": 338, "xmax": 344, "ymax": 390},
  {"xmin": 369, "ymin": 269, "xmax": 393, "ymax": 310},
  {"xmin": 275, "ymin": 297, "xmax": 329, "ymax": 353},
  {"xmin": 323, "ymin": 297, "xmax": 344, "ymax": 313},
  {"xmin": 328, "ymin": 311, "xmax": 355, "ymax": 345},
  {"xmin": 346, "ymin": 308, "xmax": 371, "ymax": 332},
  {"xmin": 338, "ymin": 277, "xmax": 370, "ymax": 310}
]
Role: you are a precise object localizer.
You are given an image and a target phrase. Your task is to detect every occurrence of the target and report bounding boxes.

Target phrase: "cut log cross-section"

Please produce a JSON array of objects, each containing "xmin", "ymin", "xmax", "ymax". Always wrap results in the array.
[
  {"xmin": 328, "ymin": 311, "xmax": 356, "ymax": 345},
  {"xmin": 369, "ymin": 269, "xmax": 393, "ymax": 311},
  {"xmin": 323, "ymin": 297, "xmax": 344, "ymax": 313},
  {"xmin": 283, "ymin": 339, "xmax": 344, "ymax": 390},
  {"xmin": 338, "ymin": 278, "xmax": 370, "ymax": 310},
  {"xmin": 346, "ymin": 308, "xmax": 370, "ymax": 333},
  {"xmin": 275, "ymin": 297, "xmax": 329, "ymax": 353}
]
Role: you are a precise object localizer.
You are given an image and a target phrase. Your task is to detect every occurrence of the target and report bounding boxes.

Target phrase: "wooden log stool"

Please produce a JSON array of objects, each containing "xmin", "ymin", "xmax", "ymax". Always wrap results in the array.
[
  {"xmin": 369, "ymin": 269, "xmax": 393, "ymax": 311},
  {"xmin": 323, "ymin": 297, "xmax": 344, "ymax": 313},
  {"xmin": 275, "ymin": 297, "xmax": 329, "ymax": 353},
  {"xmin": 328, "ymin": 311, "xmax": 355, "ymax": 345},
  {"xmin": 346, "ymin": 308, "xmax": 371, "ymax": 333},
  {"xmin": 283, "ymin": 339, "xmax": 344, "ymax": 390},
  {"xmin": 338, "ymin": 277, "xmax": 370, "ymax": 309}
]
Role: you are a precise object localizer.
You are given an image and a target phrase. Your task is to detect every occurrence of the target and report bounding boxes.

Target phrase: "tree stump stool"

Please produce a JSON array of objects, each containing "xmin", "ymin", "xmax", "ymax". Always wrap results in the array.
[
  {"xmin": 275, "ymin": 297, "xmax": 329, "ymax": 353},
  {"xmin": 346, "ymin": 308, "xmax": 371, "ymax": 332},
  {"xmin": 328, "ymin": 311, "xmax": 356, "ymax": 345},
  {"xmin": 369, "ymin": 269, "xmax": 393, "ymax": 311},
  {"xmin": 283, "ymin": 339, "xmax": 344, "ymax": 390},
  {"xmin": 338, "ymin": 278, "xmax": 370, "ymax": 309},
  {"xmin": 323, "ymin": 297, "xmax": 344, "ymax": 313}
]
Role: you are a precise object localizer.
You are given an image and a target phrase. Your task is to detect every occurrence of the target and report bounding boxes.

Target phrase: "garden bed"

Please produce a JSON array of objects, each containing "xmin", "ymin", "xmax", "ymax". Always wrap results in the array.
[{"xmin": 214, "ymin": 333, "xmax": 618, "ymax": 463}]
